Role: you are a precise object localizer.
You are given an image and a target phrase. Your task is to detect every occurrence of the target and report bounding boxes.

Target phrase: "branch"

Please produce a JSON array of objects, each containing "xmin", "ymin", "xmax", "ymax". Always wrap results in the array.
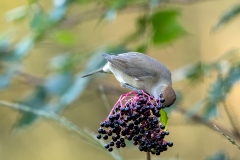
[
  {"xmin": 214, "ymin": 125, "xmax": 240, "ymax": 150},
  {"xmin": 146, "ymin": 152, "xmax": 151, "ymax": 160},
  {"xmin": 222, "ymin": 102, "xmax": 240, "ymax": 136},
  {"xmin": 176, "ymin": 106, "xmax": 240, "ymax": 142},
  {"xmin": 0, "ymin": 100, "xmax": 123, "ymax": 160}
]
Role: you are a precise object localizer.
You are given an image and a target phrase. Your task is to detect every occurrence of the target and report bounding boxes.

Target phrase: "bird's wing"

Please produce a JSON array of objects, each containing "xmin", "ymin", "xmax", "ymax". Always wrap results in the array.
[{"xmin": 102, "ymin": 53, "xmax": 155, "ymax": 80}]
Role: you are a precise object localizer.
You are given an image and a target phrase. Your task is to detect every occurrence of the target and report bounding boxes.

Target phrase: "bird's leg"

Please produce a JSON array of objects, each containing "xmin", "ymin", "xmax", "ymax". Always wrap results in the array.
[{"xmin": 121, "ymin": 83, "xmax": 141, "ymax": 92}]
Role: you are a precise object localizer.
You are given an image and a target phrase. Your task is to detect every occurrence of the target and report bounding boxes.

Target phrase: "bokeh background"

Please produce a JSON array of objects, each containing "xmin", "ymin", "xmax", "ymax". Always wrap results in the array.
[{"xmin": 0, "ymin": 0, "xmax": 240, "ymax": 160}]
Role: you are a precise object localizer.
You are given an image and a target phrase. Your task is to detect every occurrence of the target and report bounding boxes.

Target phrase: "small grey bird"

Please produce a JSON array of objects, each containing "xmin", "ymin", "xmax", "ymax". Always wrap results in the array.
[{"xmin": 82, "ymin": 52, "xmax": 176, "ymax": 107}]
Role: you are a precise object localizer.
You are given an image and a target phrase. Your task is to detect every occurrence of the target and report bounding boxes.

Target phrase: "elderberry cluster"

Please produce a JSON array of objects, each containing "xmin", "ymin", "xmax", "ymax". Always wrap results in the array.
[{"xmin": 96, "ymin": 90, "xmax": 173, "ymax": 155}]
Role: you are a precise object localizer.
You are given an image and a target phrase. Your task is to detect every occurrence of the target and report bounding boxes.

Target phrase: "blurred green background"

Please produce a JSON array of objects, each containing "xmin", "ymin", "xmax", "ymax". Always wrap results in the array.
[{"xmin": 0, "ymin": 0, "xmax": 240, "ymax": 160}]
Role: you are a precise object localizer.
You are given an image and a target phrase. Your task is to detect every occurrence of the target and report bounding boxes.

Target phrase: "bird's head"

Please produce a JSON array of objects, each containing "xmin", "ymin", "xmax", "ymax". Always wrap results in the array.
[{"xmin": 155, "ymin": 85, "xmax": 176, "ymax": 107}]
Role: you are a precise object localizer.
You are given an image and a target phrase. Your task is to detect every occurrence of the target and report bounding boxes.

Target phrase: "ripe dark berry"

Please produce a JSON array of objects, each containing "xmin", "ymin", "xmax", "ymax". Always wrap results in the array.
[
  {"xmin": 103, "ymin": 134, "xmax": 108, "ymax": 140},
  {"xmin": 160, "ymin": 124, "xmax": 165, "ymax": 129},
  {"xmin": 109, "ymin": 116, "xmax": 114, "ymax": 120},
  {"xmin": 124, "ymin": 107, "xmax": 130, "ymax": 112},
  {"xmin": 98, "ymin": 128, "xmax": 103, "ymax": 134},
  {"xmin": 105, "ymin": 144, "xmax": 109, "ymax": 149},
  {"xmin": 168, "ymin": 142, "xmax": 173, "ymax": 147},
  {"xmin": 100, "ymin": 122, "xmax": 104, "ymax": 127},
  {"xmin": 133, "ymin": 141, "xmax": 138, "ymax": 145},
  {"xmin": 121, "ymin": 143, "xmax": 126, "ymax": 147},
  {"xmin": 112, "ymin": 136, "xmax": 117, "ymax": 142},
  {"xmin": 120, "ymin": 107, "xmax": 125, "ymax": 112},
  {"xmin": 96, "ymin": 90, "xmax": 173, "ymax": 154},
  {"xmin": 121, "ymin": 130, "xmax": 126, "ymax": 136},
  {"xmin": 138, "ymin": 146, "xmax": 144, "ymax": 151},
  {"xmin": 96, "ymin": 134, "xmax": 101, "ymax": 139},
  {"xmin": 109, "ymin": 142, "xmax": 114, "ymax": 146},
  {"xmin": 156, "ymin": 152, "xmax": 160, "ymax": 156},
  {"xmin": 116, "ymin": 141, "xmax": 121, "ymax": 145},
  {"xmin": 153, "ymin": 119, "xmax": 158, "ymax": 124},
  {"xmin": 127, "ymin": 135, "xmax": 132, "ymax": 140},
  {"xmin": 108, "ymin": 147, "xmax": 113, "ymax": 152},
  {"xmin": 120, "ymin": 138, "xmax": 125, "ymax": 142},
  {"xmin": 107, "ymin": 130, "xmax": 112, "ymax": 136},
  {"xmin": 160, "ymin": 98, "xmax": 165, "ymax": 103}
]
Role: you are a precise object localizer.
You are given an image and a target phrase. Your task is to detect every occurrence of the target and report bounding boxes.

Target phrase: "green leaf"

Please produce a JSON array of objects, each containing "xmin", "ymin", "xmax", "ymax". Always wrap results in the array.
[
  {"xmin": 30, "ymin": 12, "xmax": 50, "ymax": 32},
  {"xmin": 203, "ymin": 102, "xmax": 217, "ymax": 120},
  {"xmin": 186, "ymin": 62, "xmax": 204, "ymax": 83},
  {"xmin": 135, "ymin": 44, "xmax": 147, "ymax": 53},
  {"xmin": 0, "ymin": 68, "xmax": 17, "ymax": 89},
  {"xmin": 151, "ymin": 9, "xmax": 185, "ymax": 44},
  {"xmin": 5, "ymin": 5, "xmax": 28, "ymax": 22},
  {"xmin": 54, "ymin": 30, "xmax": 77, "ymax": 46},
  {"xmin": 105, "ymin": 0, "xmax": 127, "ymax": 21},
  {"xmin": 213, "ymin": 4, "xmax": 240, "ymax": 31},
  {"xmin": 15, "ymin": 87, "xmax": 48, "ymax": 128},
  {"xmin": 160, "ymin": 109, "xmax": 169, "ymax": 130},
  {"xmin": 1, "ymin": 36, "xmax": 34, "ymax": 61},
  {"xmin": 206, "ymin": 152, "xmax": 226, "ymax": 160},
  {"xmin": 50, "ymin": 4, "xmax": 68, "ymax": 22},
  {"xmin": 208, "ymin": 75, "xmax": 225, "ymax": 103},
  {"xmin": 44, "ymin": 72, "xmax": 73, "ymax": 95},
  {"xmin": 225, "ymin": 65, "xmax": 240, "ymax": 91},
  {"xmin": 150, "ymin": 0, "xmax": 160, "ymax": 8},
  {"xmin": 13, "ymin": 36, "xmax": 34, "ymax": 59}
]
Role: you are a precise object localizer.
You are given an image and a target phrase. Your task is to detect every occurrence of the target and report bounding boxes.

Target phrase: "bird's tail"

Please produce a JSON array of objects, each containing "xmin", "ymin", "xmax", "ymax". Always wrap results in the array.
[{"xmin": 81, "ymin": 68, "xmax": 104, "ymax": 78}]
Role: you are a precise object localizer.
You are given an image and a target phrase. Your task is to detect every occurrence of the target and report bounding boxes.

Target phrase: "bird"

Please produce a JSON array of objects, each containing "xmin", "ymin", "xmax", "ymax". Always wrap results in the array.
[{"xmin": 81, "ymin": 52, "xmax": 176, "ymax": 107}]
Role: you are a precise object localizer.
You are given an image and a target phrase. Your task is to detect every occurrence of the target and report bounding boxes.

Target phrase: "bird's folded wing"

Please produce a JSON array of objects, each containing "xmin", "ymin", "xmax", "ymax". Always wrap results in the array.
[{"xmin": 102, "ymin": 53, "xmax": 155, "ymax": 80}]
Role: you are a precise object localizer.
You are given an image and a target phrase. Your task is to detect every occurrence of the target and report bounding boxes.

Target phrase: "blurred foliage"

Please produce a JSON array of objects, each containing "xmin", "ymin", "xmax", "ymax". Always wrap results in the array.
[
  {"xmin": 213, "ymin": 4, "xmax": 240, "ymax": 31},
  {"xmin": 205, "ymin": 151, "xmax": 232, "ymax": 160},
  {"xmin": 1, "ymin": 0, "xmax": 240, "ymax": 159}
]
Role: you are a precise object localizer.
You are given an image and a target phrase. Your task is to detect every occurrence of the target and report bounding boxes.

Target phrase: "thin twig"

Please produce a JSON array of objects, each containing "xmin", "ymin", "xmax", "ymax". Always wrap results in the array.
[
  {"xmin": 0, "ymin": 100, "xmax": 123, "ymax": 160},
  {"xmin": 222, "ymin": 102, "xmax": 240, "ymax": 136},
  {"xmin": 214, "ymin": 125, "xmax": 240, "ymax": 150},
  {"xmin": 176, "ymin": 106, "xmax": 240, "ymax": 142},
  {"xmin": 99, "ymin": 84, "xmax": 111, "ymax": 112}
]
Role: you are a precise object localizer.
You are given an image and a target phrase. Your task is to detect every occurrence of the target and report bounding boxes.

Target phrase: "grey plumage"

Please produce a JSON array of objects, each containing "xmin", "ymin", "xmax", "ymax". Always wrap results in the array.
[{"xmin": 82, "ymin": 52, "xmax": 176, "ymax": 107}]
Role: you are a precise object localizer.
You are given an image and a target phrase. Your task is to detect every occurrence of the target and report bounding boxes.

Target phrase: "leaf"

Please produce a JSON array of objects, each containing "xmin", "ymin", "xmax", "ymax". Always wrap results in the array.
[
  {"xmin": 225, "ymin": 65, "xmax": 240, "ymax": 92},
  {"xmin": 54, "ymin": 30, "xmax": 77, "ymax": 46},
  {"xmin": 213, "ymin": 4, "xmax": 240, "ymax": 31},
  {"xmin": 0, "ymin": 37, "xmax": 10, "ymax": 54},
  {"xmin": 135, "ymin": 44, "xmax": 148, "ymax": 53},
  {"xmin": 2, "ymin": 36, "xmax": 34, "ymax": 61},
  {"xmin": 5, "ymin": 5, "xmax": 28, "ymax": 22},
  {"xmin": 151, "ymin": 9, "xmax": 186, "ymax": 44},
  {"xmin": 44, "ymin": 72, "xmax": 73, "ymax": 95},
  {"xmin": 160, "ymin": 109, "xmax": 169, "ymax": 130},
  {"xmin": 186, "ymin": 62, "xmax": 204, "ymax": 83},
  {"xmin": 150, "ymin": 0, "xmax": 160, "ymax": 8},
  {"xmin": 206, "ymin": 152, "xmax": 226, "ymax": 160},
  {"xmin": 30, "ymin": 12, "xmax": 50, "ymax": 32},
  {"xmin": 208, "ymin": 75, "xmax": 225, "ymax": 103},
  {"xmin": 0, "ymin": 68, "xmax": 17, "ymax": 89},
  {"xmin": 104, "ymin": 0, "xmax": 127, "ymax": 21},
  {"xmin": 50, "ymin": 4, "xmax": 68, "ymax": 22},
  {"xmin": 203, "ymin": 102, "xmax": 217, "ymax": 120},
  {"xmin": 15, "ymin": 87, "xmax": 48, "ymax": 128},
  {"xmin": 12, "ymin": 36, "xmax": 34, "ymax": 60}
]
